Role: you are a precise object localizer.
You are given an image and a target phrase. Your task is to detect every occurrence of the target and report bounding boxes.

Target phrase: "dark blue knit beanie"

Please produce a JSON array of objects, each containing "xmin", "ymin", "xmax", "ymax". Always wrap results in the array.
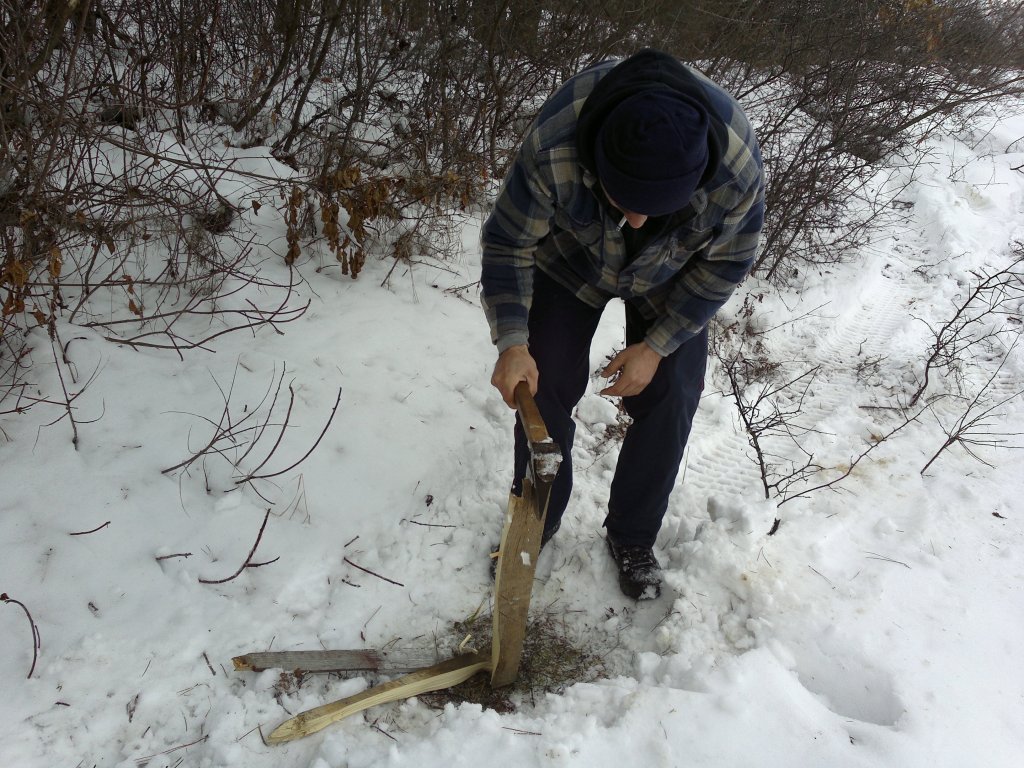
[{"xmin": 595, "ymin": 89, "xmax": 710, "ymax": 217}]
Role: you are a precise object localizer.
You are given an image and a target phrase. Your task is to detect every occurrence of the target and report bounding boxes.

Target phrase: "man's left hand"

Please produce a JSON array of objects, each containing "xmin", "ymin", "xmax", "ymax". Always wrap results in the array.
[{"xmin": 600, "ymin": 342, "xmax": 663, "ymax": 397}]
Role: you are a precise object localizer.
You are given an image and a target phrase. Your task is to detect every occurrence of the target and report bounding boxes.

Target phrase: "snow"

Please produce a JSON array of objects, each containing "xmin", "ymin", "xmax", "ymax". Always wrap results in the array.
[{"xmin": 3, "ymin": 103, "xmax": 1024, "ymax": 768}]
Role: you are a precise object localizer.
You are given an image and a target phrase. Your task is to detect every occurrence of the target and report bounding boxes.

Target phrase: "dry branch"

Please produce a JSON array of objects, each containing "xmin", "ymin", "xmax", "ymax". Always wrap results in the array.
[
  {"xmin": 69, "ymin": 521, "xmax": 111, "ymax": 536},
  {"xmin": 198, "ymin": 509, "xmax": 277, "ymax": 584},
  {"xmin": 342, "ymin": 558, "xmax": 404, "ymax": 587},
  {"xmin": 1, "ymin": 592, "xmax": 41, "ymax": 678},
  {"xmin": 237, "ymin": 387, "xmax": 342, "ymax": 483},
  {"xmin": 920, "ymin": 340, "xmax": 1024, "ymax": 474}
]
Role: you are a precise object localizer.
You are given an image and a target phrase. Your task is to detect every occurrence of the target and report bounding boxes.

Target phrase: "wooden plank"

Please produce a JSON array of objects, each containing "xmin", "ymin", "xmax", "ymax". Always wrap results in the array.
[
  {"xmin": 266, "ymin": 652, "xmax": 491, "ymax": 743},
  {"xmin": 232, "ymin": 649, "xmax": 440, "ymax": 674},
  {"xmin": 490, "ymin": 384, "xmax": 561, "ymax": 688},
  {"xmin": 490, "ymin": 481, "xmax": 546, "ymax": 687}
]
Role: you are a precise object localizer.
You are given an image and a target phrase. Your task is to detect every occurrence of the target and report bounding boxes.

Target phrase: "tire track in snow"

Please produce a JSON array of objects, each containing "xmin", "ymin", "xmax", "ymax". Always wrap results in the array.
[
  {"xmin": 683, "ymin": 408, "xmax": 763, "ymax": 501},
  {"xmin": 814, "ymin": 278, "xmax": 911, "ymax": 364},
  {"xmin": 682, "ymin": 275, "xmax": 916, "ymax": 505},
  {"xmin": 800, "ymin": 275, "xmax": 916, "ymax": 426}
]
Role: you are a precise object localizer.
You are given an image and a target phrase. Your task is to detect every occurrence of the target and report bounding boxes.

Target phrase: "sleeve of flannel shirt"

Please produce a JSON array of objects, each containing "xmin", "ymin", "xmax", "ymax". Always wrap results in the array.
[
  {"xmin": 644, "ymin": 178, "xmax": 765, "ymax": 358},
  {"xmin": 479, "ymin": 138, "xmax": 556, "ymax": 353}
]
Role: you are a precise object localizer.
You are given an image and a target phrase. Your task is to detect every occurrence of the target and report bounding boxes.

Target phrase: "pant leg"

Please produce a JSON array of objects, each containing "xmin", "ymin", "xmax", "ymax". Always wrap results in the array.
[
  {"xmin": 604, "ymin": 304, "xmax": 708, "ymax": 548},
  {"xmin": 513, "ymin": 269, "xmax": 604, "ymax": 537}
]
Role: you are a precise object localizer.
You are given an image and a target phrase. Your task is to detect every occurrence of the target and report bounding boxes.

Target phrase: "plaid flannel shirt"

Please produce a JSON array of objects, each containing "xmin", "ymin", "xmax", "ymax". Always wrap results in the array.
[{"xmin": 480, "ymin": 59, "xmax": 764, "ymax": 357}]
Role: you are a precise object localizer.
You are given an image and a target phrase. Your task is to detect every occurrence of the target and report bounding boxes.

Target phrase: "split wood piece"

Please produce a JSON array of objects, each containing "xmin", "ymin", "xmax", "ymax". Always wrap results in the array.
[
  {"xmin": 232, "ymin": 649, "xmax": 440, "ymax": 674},
  {"xmin": 266, "ymin": 652, "xmax": 491, "ymax": 744},
  {"xmin": 490, "ymin": 481, "xmax": 546, "ymax": 687},
  {"xmin": 490, "ymin": 382, "xmax": 562, "ymax": 688}
]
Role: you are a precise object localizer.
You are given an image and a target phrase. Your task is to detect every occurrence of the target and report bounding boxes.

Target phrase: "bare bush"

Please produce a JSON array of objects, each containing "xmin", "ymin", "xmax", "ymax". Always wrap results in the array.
[
  {"xmin": 710, "ymin": 299, "xmax": 924, "ymax": 532},
  {"xmin": 910, "ymin": 249, "xmax": 1024, "ymax": 407},
  {"xmin": 920, "ymin": 344, "xmax": 1024, "ymax": 474},
  {"xmin": 161, "ymin": 362, "xmax": 342, "ymax": 508},
  {"xmin": 910, "ymin": 244, "xmax": 1024, "ymax": 473},
  {"xmin": 1, "ymin": 0, "xmax": 316, "ymax": 427},
  {"xmin": 638, "ymin": 0, "xmax": 1024, "ymax": 281},
  {"xmin": 4, "ymin": 0, "xmax": 1024, "ymax": 446},
  {"xmin": 0, "ymin": 0, "xmax": 640, "ymax": 429}
]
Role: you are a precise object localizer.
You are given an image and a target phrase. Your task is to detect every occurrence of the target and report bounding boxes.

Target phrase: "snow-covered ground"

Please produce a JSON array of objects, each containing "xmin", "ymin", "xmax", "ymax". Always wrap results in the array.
[{"xmin": 2, "ymin": 103, "xmax": 1023, "ymax": 768}]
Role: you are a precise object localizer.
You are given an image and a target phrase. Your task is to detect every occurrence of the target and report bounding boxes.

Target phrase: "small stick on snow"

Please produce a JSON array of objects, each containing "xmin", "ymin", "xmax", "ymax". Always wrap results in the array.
[
  {"xmin": 404, "ymin": 519, "xmax": 456, "ymax": 529},
  {"xmin": 343, "ymin": 557, "xmax": 404, "ymax": 587},
  {"xmin": 372, "ymin": 721, "xmax": 398, "ymax": 741},
  {"xmin": 69, "ymin": 521, "xmax": 111, "ymax": 536},
  {"xmin": 363, "ymin": 605, "xmax": 381, "ymax": 630},
  {"xmin": 133, "ymin": 735, "xmax": 209, "ymax": 764},
  {"xmin": 808, "ymin": 565, "xmax": 835, "ymax": 588},
  {"xmin": 155, "ymin": 552, "xmax": 193, "ymax": 561},
  {"xmin": 236, "ymin": 724, "xmax": 263, "ymax": 743},
  {"xmin": 863, "ymin": 551, "xmax": 911, "ymax": 569},
  {"xmin": 1, "ymin": 592, "xmax": 41, "ymax": 678},
  {"xmin": 199, "ymin": 509, "xmax": 277, "ymax": 584}
]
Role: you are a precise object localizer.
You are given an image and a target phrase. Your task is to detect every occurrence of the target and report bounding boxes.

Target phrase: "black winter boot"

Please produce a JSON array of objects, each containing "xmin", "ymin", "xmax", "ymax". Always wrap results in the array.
[{"xmin": 606, "ymin": 535, "xmax": 662, "ymax": 600}]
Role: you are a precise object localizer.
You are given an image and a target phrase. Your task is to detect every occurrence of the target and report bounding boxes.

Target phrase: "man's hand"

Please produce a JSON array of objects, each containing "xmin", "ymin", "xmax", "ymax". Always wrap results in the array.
[
  {"xmin": 601, "ymin": 342, "xmax": 663, "ymax": 397},
  {"xmin": 491, "ymin": 344, "xmax": 539, "ymax": 408}
]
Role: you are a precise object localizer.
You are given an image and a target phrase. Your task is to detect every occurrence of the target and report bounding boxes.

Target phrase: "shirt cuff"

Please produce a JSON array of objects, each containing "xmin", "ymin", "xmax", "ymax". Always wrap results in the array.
[
  {"xmin": 644, "ymin": 323, "xmax": 687, "ymax": 358},
  {"xmin": 495, "ymin": 330, "xmax": 530, "ymax": 354}
]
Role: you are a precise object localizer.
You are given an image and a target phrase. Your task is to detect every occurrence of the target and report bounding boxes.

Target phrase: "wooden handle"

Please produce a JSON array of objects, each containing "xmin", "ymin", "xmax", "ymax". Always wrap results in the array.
[{"xmin": 513, "ymin": 381, "xmax": 549, "ymax": 444}]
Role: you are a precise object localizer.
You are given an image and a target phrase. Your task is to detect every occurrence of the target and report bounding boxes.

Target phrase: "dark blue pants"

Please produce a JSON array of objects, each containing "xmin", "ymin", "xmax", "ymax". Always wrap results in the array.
[{"xmin": 513, "ymin": 268, "xmax": 707, "ymax": 549}]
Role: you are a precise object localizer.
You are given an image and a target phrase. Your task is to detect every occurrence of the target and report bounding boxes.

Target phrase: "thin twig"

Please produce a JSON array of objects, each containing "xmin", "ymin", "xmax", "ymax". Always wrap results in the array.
[
  {"xmin": 133, "ymin": 736, "xmax": 209, "ymax": 765},
  {"xmin": 755, "ymin": 301, "xmax": 833, "ymax": 336},
  {"xmin": 199, "ymin": 509, "xmax": 276, "ymax": 584},
  {"xmin": 364, "ymin": 605, "xmax": 382, "ymax": 630},
  {"xmin": 69, "ymin": 521, "xmax": 111, "ymax": 536},
  {"xmin": 372, "ymin": 722, "xmax": 398, "ymax": 741},
  {"xmin": 808, "ymin": 565, "xmax": 835, "ymax": 588},
  {"xmin": 36, "ymin": 344, "xmax": 104, "ymax": 449},
  {"xmin": 160, "ymin": 366, "xmax": 244, "ymax": 475},
  {"xmin": 863, "ymin": 551, "xmax": 911, "ymax": 569},
  {"xmin": 343, "ymin": 558, "xmax": 404, "ymax": 587},
  {"xmin": 48, "ymin": 328, "xmax": 84, "ymax": 449},
  {"xmin": 779, "ymin": 407, "xmax": 924, "ymax": 506},
  {"xmin": 155, "ymin": 552, "xmax": 193, "ymax": 561},
  {"xmin": 238, "ymin": 386, "xmax": 343, "ymax": 482},
  {"xmin": 920, "ymin": 341, "xmax": 1024, "ymax": 474},
  {"xmin": 1, "ymin": 593, "xmax": 41, "ymax": 678},
  {"xmin": 237, "ymin": 370, "xmax": 293, "ymax": 474}
]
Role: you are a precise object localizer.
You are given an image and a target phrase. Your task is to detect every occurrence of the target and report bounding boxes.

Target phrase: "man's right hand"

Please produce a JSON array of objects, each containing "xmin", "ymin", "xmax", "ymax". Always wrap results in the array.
[{"xmin": 490, "ymin": 344, "xmax": 539, "ymax": 408}]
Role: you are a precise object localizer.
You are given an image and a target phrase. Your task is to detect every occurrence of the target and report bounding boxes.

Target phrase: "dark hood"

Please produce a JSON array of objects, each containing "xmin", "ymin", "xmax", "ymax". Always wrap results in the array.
[{"xmin": 576, "ymin": 49, "xmax": 724, "ymax": 190}]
